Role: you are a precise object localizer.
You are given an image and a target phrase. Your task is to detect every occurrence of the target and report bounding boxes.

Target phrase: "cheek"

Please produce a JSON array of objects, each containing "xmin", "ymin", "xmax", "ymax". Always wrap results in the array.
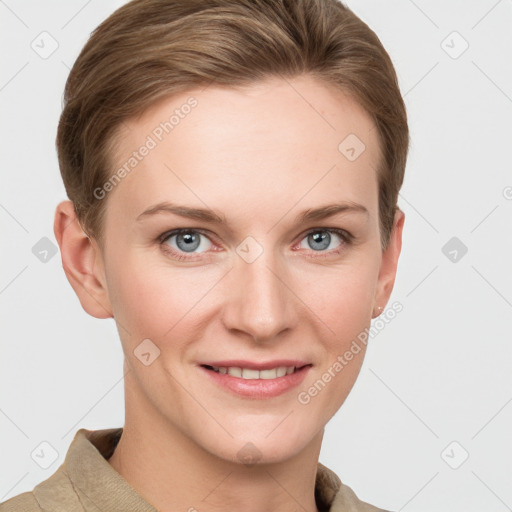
[
  {"xmin": 105, "ymin": 251, "xmax": 221, "ymax": 339},
  {"xmin": 299, "ymin": 261, "xmax": 377, "ymax": 408},
  {"xmin": 303, "ymin": 259, "xmax": 378, "ymax": 336}
]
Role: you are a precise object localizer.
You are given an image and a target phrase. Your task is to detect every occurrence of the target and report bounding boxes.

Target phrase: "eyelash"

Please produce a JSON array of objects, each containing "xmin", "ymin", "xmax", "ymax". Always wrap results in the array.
[{"xmin": 158, "ymin": 227, "xmax": 354, "ymax": 261}]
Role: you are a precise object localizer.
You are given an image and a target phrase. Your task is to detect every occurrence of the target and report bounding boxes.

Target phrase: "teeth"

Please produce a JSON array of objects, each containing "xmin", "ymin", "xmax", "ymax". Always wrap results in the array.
[
  {"xmin": 260, "ymin": 368, "xmax": 278, "ymax": 379},
  {"xmin": 210, "ymin": 365, "xmax": 297, "ymax": 379},
  {"xmin": 227, "ymin": 367, "xmax": 242, "ymax": 377},
  {"xmin": 242, "ymin": 368, "xmax": 259, "ymax": 379}
]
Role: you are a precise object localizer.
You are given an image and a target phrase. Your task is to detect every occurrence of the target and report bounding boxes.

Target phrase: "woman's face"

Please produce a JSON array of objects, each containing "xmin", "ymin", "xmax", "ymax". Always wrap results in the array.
[{"xmin": 85, "ymin": 74, "xmax": 403, "ymax": 463}]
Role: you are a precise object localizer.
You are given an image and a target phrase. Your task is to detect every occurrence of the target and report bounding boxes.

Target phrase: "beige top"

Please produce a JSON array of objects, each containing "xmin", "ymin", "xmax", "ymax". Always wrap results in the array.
[{"xmin": 0, "ymin": 428, "xmax": 390, "ymax": 512}]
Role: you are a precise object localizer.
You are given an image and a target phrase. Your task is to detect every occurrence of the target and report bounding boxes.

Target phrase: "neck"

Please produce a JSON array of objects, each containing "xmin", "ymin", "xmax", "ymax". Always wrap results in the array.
[{"xmin": 108, "ymin": 371, "xmax": 323, "ymax": 512}]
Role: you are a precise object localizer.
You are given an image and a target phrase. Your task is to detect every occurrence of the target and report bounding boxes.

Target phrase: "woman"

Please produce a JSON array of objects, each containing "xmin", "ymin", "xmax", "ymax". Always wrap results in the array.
[{"xmin": 0, "ymin": 0, "xmax": 408, "ymax": 510}]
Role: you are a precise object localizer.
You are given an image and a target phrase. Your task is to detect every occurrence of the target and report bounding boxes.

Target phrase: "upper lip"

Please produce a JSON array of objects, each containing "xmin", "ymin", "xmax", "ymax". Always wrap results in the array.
[{"xmin": 199, "ymin": 360, "xmax": 311, "ymax": 371}]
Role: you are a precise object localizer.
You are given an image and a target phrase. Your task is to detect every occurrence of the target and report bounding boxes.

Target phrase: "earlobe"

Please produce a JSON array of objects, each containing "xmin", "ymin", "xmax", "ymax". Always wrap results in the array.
[
  {"xmin": 372, "ymin": 208, "xmax": 405, "ymax": 318},
  {"xmin": 53, "ymin": 200, "xmax": 113, "ymax": 319}
]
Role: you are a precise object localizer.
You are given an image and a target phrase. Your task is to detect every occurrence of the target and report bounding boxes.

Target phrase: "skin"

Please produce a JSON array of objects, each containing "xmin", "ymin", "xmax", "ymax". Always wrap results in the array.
[{"xmin": 54, "ymin": 74, "xmax": 404, "ymax": 512}]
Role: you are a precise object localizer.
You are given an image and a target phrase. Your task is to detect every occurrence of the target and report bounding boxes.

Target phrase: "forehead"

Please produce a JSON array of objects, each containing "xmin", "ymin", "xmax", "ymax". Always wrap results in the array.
[{"xmin": 106, "ymin": 74, "xmax": 381, "ymax": 227}]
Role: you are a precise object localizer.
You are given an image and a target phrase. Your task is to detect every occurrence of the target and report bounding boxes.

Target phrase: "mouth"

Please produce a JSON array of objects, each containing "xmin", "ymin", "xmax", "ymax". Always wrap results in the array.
[
  {"xmin": 198, "ymin": 362, "xmax": 313, "ymax": 399},
  {"xmin": 201, "ymin": 363, "xmax": 310, "ymax": 380}
]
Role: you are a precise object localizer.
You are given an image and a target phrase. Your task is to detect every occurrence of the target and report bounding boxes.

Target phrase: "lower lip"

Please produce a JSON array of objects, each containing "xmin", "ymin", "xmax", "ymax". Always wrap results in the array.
[{"xmin": 199, "ymin": 365, "xmax": 312, "ymax": 399}]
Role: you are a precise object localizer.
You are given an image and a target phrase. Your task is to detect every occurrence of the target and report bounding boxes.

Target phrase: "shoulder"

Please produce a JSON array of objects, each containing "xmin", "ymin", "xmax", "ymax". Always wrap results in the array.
[
  {"xmin": 317, "ymin": 462, "xmax": 392, "ymax": 512},
  {"xmin": 331, "ymin": 483, "xmax": 390, "ymax": 512},
  {"xmin": 0, "ymin": 466, "xmax": 84, "ymax": 512},
  {"xmin": 333, "ymin": 480, "xmax": 393, "ymax": 512},
  {"xmin": 0, "ymin": 492, "xmax": 42, "ymax": 512}
]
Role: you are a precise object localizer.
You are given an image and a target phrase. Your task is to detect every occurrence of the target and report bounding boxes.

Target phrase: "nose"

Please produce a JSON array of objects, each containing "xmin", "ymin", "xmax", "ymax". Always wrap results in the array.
[{"xmin": 221, "ymin": 249, "xmax": 298, "ymax": 343}]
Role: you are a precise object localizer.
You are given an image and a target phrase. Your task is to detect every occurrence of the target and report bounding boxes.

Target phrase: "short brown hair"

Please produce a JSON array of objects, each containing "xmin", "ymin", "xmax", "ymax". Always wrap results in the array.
[{"xmin": 56, "ymin": 0, "xmax": 408, "ymax": 250}]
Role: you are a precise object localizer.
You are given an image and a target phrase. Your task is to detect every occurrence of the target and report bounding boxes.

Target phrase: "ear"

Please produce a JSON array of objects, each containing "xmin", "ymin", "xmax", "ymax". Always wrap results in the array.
[
  {"xmin": 53, "ymin": 200, "xmax": 113, "ymax": 319},
  {"xmin": 372, "ymin": 208, "xmax": 405, "ymax": 318}
]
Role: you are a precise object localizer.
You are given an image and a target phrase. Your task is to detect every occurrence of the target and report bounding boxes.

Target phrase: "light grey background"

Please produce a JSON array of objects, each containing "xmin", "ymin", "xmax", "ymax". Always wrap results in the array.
[{"xmin": 1, "ymin": 1, "xmax": 511, "ymax": 510}]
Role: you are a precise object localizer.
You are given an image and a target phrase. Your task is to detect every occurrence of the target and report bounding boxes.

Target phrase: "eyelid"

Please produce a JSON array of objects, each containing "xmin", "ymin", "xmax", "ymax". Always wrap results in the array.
[
  {"xmin": 296, "ymin": 226, "xmax": 354, "ymax": 243},
  {"xmin": 159, "ymin": 226, "xmax": 353, "ymax": 243},
  {"xmin": 158, "ymin": 227, "xmax": 221, "ymax": 245}
]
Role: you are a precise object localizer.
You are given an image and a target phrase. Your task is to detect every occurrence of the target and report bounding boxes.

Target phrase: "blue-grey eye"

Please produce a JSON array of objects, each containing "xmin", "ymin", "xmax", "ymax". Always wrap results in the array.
[
  {"xmin": 164, "ymin": 230, "xmax": 213, "ymax": 253},
  {"xmin": 300, "ymin": 230, "xmax": 343, "ymax": 251}
]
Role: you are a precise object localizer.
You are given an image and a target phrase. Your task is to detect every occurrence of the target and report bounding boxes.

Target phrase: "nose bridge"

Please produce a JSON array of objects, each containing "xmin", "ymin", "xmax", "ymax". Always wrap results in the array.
[{"xmin": 222, "ymin": 247, "xmax": 296, "ymax": 341}]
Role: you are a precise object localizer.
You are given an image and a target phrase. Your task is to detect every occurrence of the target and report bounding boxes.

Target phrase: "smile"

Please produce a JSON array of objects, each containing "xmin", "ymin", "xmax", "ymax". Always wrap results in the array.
[
  {"xmin": 203, "ymin": 365, "xmax": 299, "ymax": 379},
  {"xmin": 199, "ymin": 363, "xmax": 312, "ymax": 399}
]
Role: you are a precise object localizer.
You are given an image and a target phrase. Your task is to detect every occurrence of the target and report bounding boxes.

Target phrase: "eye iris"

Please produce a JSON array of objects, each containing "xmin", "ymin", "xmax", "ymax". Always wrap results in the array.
[
  {"xmin": 176, "ymin": 231, "xmax": 200, "ymax": 252},
  {"xmin": 308, "ymin": 231, "xmax": 330, "ymax": 251}
]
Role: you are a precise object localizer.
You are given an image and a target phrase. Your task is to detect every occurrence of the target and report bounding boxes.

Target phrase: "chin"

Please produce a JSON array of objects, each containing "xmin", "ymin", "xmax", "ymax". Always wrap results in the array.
[{"xmin": 199, "ymin": 422, "xmax": 317, "ymax": 466}]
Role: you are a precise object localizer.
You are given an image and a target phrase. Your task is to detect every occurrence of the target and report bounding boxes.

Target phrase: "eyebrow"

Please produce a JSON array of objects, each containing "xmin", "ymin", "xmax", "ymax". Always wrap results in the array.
[{"xmin": 136, "ymin": 200, "xmax": 369, "ymax": 224}]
